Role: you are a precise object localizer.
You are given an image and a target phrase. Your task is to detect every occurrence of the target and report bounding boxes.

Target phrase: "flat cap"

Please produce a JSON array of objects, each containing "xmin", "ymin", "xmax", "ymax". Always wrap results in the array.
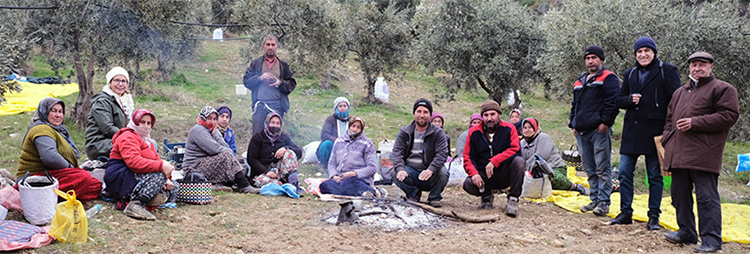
[{"xmin": 687, "ymin": 51, "xmax": 714, "ymax": 63}]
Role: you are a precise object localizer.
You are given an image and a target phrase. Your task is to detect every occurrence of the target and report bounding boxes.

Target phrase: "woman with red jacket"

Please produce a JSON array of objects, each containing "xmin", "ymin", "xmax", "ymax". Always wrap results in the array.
[{"xmin": 104, "ymin": 109, "xmax": 176, "ymax": 221}]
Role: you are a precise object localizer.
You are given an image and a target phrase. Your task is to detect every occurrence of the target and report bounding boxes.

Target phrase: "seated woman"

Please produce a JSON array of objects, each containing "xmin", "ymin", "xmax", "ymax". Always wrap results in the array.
[
  {"xmin": 319, "ymin": 116, "xmax": 377, "ymax": 196},
  {"xmin": 104, "ymin": 109, "xmax": 178, "ymax": 220},
  {"xmin": 183, "ymin": 106, "xmax": 257, "ymax": 193},
  {"xmin": 317, "ymin": 97, "xmax": 350, "ymax": 169},
  {"xmin": 246, "ymin": 112, "xmax": 303, "ymax": 192},
  {"xmin": 456, "ymin": 113, "xmax": 482, "ymax": 159},
  {"xmin": 17, "ymin": 97, "xmax": 102, "ymax": 202},
  {"xmin": 85, "ymin": 67, "xmax": 134, "ymax": 159},
  {"xmin": 215, "ymin": 105, "xmax": 237, "ymax": 155},
  {"xmin": 520, "ymin": 117, "xmax": 588, "ymax": 195},
  {"xmin": 509, "ymin": 109, "xmax": 523, "ymax": 137}
]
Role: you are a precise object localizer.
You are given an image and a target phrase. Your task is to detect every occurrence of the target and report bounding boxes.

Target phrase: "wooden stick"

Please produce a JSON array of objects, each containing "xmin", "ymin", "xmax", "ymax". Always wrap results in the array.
[{"xmin": 406, "ymin": 200, "xmax": 501, "ymax": 223}]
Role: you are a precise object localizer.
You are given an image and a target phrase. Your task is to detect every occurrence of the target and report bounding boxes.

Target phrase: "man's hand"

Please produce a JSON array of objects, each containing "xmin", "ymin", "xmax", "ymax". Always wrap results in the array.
[
  {"xmin": 396, "ymin": 170, "xmax": 408, "ymax": 181},
  {"xmin": 572, "ymin": 129, "xmax": 579, "ymax": 136},
  {"xmin": 631, "ymin": 93, "xmax": 642, "ymax": 105},
  {"xmin": 471, "ymin": 174, "xmax": 484, "ymax": 189},
  {"xmin": 275, "ymin": 147, "xmax": 287, "ymax": 159},
  {"xmin": 676, "ymin": 118, "xmax": 692, "ymax": 131},
  {"xmin": 260, "ymin": 73, "xmax": 275, "ymax": 81},
  {"xmin": 485, "ymin": 162, "xmax": 495, "ymax": 179},
  {"xmin": 270, "ymin": 78, "xmax": 281, "ymax": 87},
  {"xmin": 596, "ymin": 124, "xmax": 609, "ymax": 133},
  {"xmin": 266, "ymin": 171, "xmax": 279, "ymax": 179},
  {"xmin": 418, "ymin": 170, "xmax": 433, "ymax": 181}
]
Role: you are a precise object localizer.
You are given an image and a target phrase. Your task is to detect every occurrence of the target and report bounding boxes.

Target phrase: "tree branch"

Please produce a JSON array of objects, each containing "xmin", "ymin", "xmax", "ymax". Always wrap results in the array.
[
  {"xmin": 0, "ymin": 6, "xmax": 57, "ymax": 10},
  {"xmin": 476, "ymin": 76, "xmax": 492, "ymax": 97}
]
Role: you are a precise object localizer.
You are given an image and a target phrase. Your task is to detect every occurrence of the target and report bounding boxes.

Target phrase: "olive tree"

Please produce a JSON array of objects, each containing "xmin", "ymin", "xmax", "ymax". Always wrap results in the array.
[
  {"xmin": 0, "ymin": 30, "xmax": 32, "ymax": 104},
  {"xmin": 536, "ymin": 0, "xmax": 750, "ymax": 139},
  {"xmin": 412, "ymin": 0, "xmax": 542, "ymax": 105}
]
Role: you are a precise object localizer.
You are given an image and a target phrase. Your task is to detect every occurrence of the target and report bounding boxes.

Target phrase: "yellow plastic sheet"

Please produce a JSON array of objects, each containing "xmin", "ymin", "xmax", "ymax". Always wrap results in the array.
[
  {"xmin": 552, "ymin": 170, "xmax": 750, "ymax": 244},
  {"xmin": 0, "ymin": 81, "xmax": 79, "ymax": 116}
]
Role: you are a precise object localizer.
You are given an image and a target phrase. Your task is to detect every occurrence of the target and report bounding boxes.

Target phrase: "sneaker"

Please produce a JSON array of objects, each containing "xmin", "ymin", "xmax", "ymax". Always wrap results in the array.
[
  {"xmin": 212, "ymin": 185, "xmax": 233, "ymax": 192},
  {"xmin": 124, "ymin": 200, "xmax": 156, "ymax": 221},
  {"xmin": 428, "ymin": 200, "xmax": 443, "ymax": 208},
  {"xmin": 238, "ymin": 185, "xmax": 260, "ymax": 194},
  {"xmin": 574, "ymin": 184, "xmax": 590, "ymax": 196},
  {"xmin": 592, "ymin": 202, "xmax": 610, "ymax": 216},
  {"xmin": 505, "ymin": 196, "xmax": 519, "ymax": 217},
  {"xmin": 147, "ymin": 193, "xmax": 168, "ymax": 207},
  {"xmin": 580, "ymin": 201, "xmax": 598, "ymax": 213},
  {"xmin": 480, "ymin": 194, "xmax": 494, "ymax": 209}
]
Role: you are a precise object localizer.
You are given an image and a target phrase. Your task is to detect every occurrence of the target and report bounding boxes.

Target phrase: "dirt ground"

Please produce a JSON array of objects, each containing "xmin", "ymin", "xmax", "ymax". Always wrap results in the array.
[{"xmin": 19, "ymin": 183, "xmax": 746, "ymax": 254}]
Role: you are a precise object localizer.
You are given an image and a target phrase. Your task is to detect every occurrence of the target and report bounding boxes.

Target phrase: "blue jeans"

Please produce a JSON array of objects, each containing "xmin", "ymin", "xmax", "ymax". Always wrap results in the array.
[
  {"xmin": 576, "ymin": 129, "xmax": 613, "ymax": 205},
  {"xmin": 319, "ymin": 177, "xmax": 374, "ymax": 196},
  {"xmin": 618, "ymin": 154, "xmax": 662, "ymax": 218},
  {"xmin": 393, "ymin": 166, "xmax": 448, "ymax": 201}
]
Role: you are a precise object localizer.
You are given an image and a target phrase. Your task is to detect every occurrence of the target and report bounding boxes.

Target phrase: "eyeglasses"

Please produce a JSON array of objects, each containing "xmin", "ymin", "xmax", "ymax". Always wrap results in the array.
[{"xmin": 111, "ymin": 79, "xmax": 128, "ymax": 85}]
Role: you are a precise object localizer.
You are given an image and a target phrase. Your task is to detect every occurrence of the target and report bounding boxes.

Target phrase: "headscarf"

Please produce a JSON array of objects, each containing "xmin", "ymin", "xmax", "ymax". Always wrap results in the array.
[
  {"xmin": 216, "ymin": 105, "xmax": 232, "ymax": 134},
  {"xmin": 27, "ymin": 97, "xmax": 80, "ymax": 158},
  {"xmin": 103, "ymin": 67, "xmax": 135, "ymax": 119},
  {"xmin": 468, "ymin": 113, "xmax": 482, "ymax": 128},
  {"xmin": 510, "ymin": 109, "xmax": 523, "ymax": 134},
  {"xmin": 430, "ymin": 112, "xmax": 445, "ymax": 129},
  {"xmin": 522, "ymin": 117, "xmax": 541, "ymax": 143},
  {"xmin": 127, "ymin": 109, "xmax": 156, "ymax": 145},
  {"xmin": 333, "ymin": 97, "xmax": 350, "ymax": 121},
  {"xmin": 263, "ymin": 112, "xmax": 282, "ymax": 143},
  {"xmin": 347, "ymin": 116, "xmax": 365, "ymax": 140},
  {"xmin": 197, "ymin": 106, "xmax": 218, "ymax": 132}
]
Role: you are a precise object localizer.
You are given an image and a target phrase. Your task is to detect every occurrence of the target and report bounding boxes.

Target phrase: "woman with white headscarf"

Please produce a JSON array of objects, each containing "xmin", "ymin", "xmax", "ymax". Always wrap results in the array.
[
  {"xmin": 85, "ymin": 67, "xmax": 135, "ymax": 159},
  {"xmin": 317, "ymin": 97, "xmax": 350, "ymax": 169}
]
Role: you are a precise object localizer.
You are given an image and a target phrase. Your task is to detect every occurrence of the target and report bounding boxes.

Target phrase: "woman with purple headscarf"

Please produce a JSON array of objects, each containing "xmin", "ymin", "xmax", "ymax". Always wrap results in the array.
[
  {"xmin": 246, "ymin": 112, "xmax": 304, "ymax": 193},
  {"xmin": 456, "ymin": 113, "xmax": 482, "ymax": 159}
]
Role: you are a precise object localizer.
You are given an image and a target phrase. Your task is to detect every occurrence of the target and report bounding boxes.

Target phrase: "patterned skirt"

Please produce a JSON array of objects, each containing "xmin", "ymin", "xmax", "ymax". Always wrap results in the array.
[{"xmin": 183, "ymin": 151, "xmax": 242, "ymax": 184}]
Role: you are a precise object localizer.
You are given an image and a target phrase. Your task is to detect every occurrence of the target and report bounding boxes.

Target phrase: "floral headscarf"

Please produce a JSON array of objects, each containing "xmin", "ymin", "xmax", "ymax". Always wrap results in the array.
[
  {"xmin": 127, "ymin": 109, "xmax": 156, "ymax": 145},
  {"xmin": 263, "ymin": 112, "xmax": 282, "ymax": 143},
  {"xmin": 27, "ymin": 97, "xmax": 80, "ymax": 158},
  {"xmin": 347, "ymin": 116, "xmax": 365, "ymax": 139},
  {"xmin": 197, "ymin": 106, "xmax": 218, "ymax": 132}
]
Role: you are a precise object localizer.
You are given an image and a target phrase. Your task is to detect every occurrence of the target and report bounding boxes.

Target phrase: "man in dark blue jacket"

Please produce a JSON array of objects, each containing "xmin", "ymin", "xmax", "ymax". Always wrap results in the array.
[
  {"xmin": 609, "ymin": 37, "xmax": 681, "ymax": 230},
  {"xmin": 569, "ymin": 45, "xmax": 620, "ymax": 217},
  {"xmin": 391, "ymin": 98, "xmax": 449, "ymax": 207},
  {"xmin": 463, "ymin": 100, "xmax": 525, "ymax": 217}
]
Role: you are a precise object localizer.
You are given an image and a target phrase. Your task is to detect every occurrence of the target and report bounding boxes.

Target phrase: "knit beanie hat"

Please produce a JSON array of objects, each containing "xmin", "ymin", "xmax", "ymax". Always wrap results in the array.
[
  {"xmin": 216, "ymin": 105, "xmax": 232, "ymax": 119},
  {"xmin": 106, "ymin": 67, "xmax": 130, "ymax": 84},
  {"xmin": 633, "ymin": 36, "xmax": 657, "ymax": 54},
  {"xmin": 430, "ymin": 112, "xmax": 444, "ymax": 122},
  {"xmin": 413, "ymin": 98, "xmax": 433, "ymax": 114},
  {"xmin": 468, "ymin": 113, "xmax": 482, "ymax": 128},
  {"xmin": 480, "ymin": 100, "xmax": 502, "ymax": 115},
  {"xmin": 584, "ymin": 45, "xmax": 605, "ymax": 61},
  {"xmin": 333, "ymin": 97, "xmax": 350, "ymax": 110}
]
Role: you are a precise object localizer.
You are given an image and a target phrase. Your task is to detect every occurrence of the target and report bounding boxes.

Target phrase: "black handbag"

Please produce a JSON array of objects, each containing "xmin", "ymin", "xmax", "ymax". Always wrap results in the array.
[{"xmin": 561, "ymin": 144, "xmax": 582, "ymax": 171}]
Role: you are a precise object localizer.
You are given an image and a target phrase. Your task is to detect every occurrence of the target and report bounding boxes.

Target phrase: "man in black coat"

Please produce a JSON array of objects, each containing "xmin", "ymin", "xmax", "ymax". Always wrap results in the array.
[{"xmin": 609, "ymin": 37, "xmax": 681, "ymax": 230}]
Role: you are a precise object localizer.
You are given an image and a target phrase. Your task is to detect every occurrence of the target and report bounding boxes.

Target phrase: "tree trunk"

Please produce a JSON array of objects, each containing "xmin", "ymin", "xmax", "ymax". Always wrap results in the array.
[
  {"xmin": 131, "ymin": 58, "xmax": 142, "ymax": 96},
  {"xmin": 510, "ymin": 89, "xmax": 521, "ymax": 110},
  {"xmin": 364, "ymin": 75, "xmax": 378, "ymax": 104},
  {"xmin": 71, "ymin": 38, "xmax": 96, "ymax": 128},
  {"xmin": 319, "ymin": 70, "xmax": 331, "ymax": 90},
  {"xmin": 475, "ymin": 76, "xmax": 493, "ymax": 100}
]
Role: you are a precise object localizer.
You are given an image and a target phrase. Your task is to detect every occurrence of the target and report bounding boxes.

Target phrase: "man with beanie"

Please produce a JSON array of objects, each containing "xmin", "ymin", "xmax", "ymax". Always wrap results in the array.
[
  {"xmin": 462, "ymin": 100, "xmax": 525, "ymax": 217},
  {"xmin": 569, "ymin": 45, "xmax": 620, "ymax": 217},
  {"xmin": 243, "ymin": 35, "xmax": 297, "ymax": 135},
  {"xmin": 661, "ymin": 52, "xmax": 738, "ymax": 253},
  {"xmin": 215, "ymin": 105, "xmax": 237, "ymax": 156},
  {"xmin": 391, "ymin": 98, "xmax": 449, "ymax": 207},
  {"xmin": 609, "ymin": 37, "xmax": 681, "ymax": 230}
]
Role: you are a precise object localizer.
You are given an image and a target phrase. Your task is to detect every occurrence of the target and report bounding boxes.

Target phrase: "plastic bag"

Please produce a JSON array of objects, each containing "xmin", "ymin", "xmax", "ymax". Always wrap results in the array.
[
  {"xmin": 0, "ymin": 186, "xmax": 22, "ymax": 211},
  {"xmin": 49, "ymin": 189, "xmax": 87, "ymax": 244},
  {"xmin": 737, "ymin": 153, "xmax": 750, "ymax": 172},
  {"xmin": 521, "ymin": 172, "xmax": 552, "ymax": 200},
  {"xmin": 18, "ymin": 172, "xmax": 58, "ymax": 225},
  {"xmin": 447, "ymin": 159, "xmax": 468, "ymax": 186}
]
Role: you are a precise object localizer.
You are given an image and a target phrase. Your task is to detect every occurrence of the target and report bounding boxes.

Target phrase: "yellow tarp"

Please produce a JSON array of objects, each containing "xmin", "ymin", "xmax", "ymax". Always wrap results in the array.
[
  {"xmin": 0, "ymin": 81, "xmax": 79, "ymax": 116},
  {"xmin": 551, "ymin": 167, "xmax": 750, "ymax": 244}
]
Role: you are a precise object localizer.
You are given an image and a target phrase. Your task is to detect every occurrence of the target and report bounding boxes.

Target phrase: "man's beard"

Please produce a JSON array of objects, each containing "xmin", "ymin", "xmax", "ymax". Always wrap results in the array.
[{"xmin": 416, "ymin": 119, "xmax": 429, "ymax": 128}]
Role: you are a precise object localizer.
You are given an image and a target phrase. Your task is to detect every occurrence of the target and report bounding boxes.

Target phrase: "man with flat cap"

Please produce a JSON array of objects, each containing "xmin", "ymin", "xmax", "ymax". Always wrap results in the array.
[
  {"xmin": 570, "ymin": 45, "xmax": 620, "ymax": 217},
  {"xmin": 661, "ymin": 52, "xmax": 739, "ymax": 253},
  {"xmin": 391, "ymin": 98, "xmax": 449, "ymax": 207}
]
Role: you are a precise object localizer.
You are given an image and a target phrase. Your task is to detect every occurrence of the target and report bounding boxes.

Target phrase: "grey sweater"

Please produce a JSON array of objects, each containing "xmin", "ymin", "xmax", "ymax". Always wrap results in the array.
[
  {"xmin": 183, "ymin": 124, "xmax": 233, "ymax": 168},
  {"xmin": 520, "ymin": 132, "xmax": 565, "ymax": 168}
]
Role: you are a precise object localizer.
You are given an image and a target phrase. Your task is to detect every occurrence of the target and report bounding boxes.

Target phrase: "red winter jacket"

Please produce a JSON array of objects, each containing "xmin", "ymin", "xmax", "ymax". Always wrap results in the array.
[
  {"xmin": 462, "ymin": 120, "xmax": 520, "ymax": 177},
  {"xmin": 110, "ymin": 128, "xmax": 163, "ymax": 174}
]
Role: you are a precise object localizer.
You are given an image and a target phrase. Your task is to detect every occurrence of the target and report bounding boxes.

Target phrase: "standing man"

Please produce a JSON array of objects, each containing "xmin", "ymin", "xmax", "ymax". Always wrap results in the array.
[
  {"xmin": 609, "ymin": 37, "xmax": 681, "ymax": 230},
  {"xmin": 569, "ymin": 45, "xmax": 620, "ymax": 217},
  {"xmin": 662, "ymin": 52, "xmax": 738, "ymax": 253},
  {"xmin": 462, "ymin": 100, "xmax": 525, "ymax": 217},
  {"xmin": 243, "ymin": 35, "xmax": 297, "ymax": 135},
  {"xmin": 391, "ymin": 98, "xmax": 449, "ymax": 207}
]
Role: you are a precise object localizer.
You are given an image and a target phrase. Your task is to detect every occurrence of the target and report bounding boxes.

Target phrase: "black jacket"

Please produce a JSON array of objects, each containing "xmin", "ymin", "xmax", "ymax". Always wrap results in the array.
[
  {"xmin": 242, "ymin": 56, "xmax": 297, "ymax": 113},
  {"xmin": 246, "ymin": 132, "xmax": 302, "ymax": 181},
  {"xmin": 616, "ymin": 58, "xmax": 681, "ymax": 155},
  {"xmin": 569, "ymin": 68, "xmax": 620, "ymax": 132},
  {"xmin": 391, "ymin": 121, "xmax": 449, "ymax": 173}
]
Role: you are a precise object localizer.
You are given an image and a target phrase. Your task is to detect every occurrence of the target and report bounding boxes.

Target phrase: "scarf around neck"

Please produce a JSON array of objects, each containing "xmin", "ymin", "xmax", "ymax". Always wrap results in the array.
[
  {"xmin": 27, "ymin": 97, "xmax": 80, "ymax": 158},
  {"xmin": 103, "ymin": 83, "xmax": 135, "ymax": 119}
]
